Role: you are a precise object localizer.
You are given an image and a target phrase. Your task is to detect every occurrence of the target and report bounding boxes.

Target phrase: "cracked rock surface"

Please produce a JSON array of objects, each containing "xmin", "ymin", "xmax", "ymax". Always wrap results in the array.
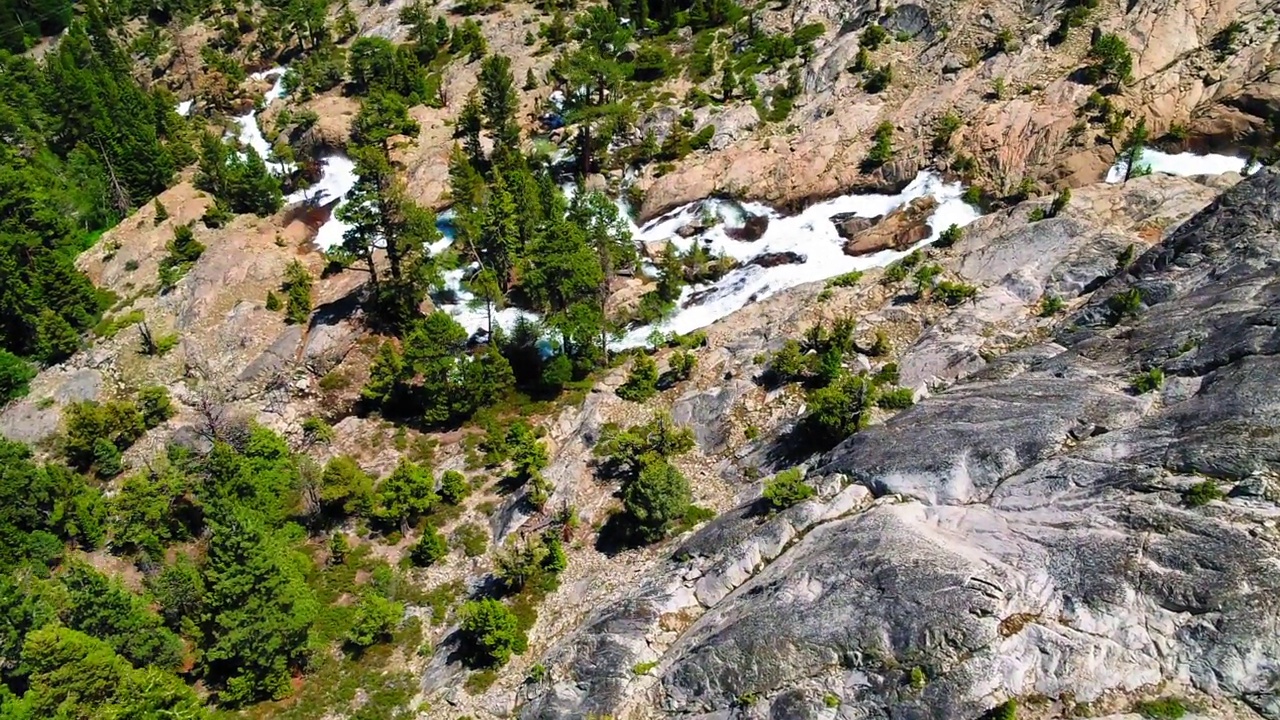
[{"xmin": 521, "ymin": 171, "xmax": 1280, "ymax": 719}]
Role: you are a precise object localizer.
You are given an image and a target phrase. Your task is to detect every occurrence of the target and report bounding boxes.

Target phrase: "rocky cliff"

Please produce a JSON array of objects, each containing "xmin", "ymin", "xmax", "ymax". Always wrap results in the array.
[{"xmin": 515, "ymin": 169, "xmax": 1280, "ymax": 719}]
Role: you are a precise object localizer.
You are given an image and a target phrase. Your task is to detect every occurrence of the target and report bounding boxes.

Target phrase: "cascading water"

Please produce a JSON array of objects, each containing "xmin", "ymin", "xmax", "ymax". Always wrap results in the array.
[
  {"xmin": 184, "ymin": 75, "xmax": 1256, "ymax": 347},
  {"xmin": 1106, "ymin": 147, "xmax": 1251, "ymax": 183},
  {"xmin": 615, "ymin": 171, "xmax": 978, "ymax": 346}
]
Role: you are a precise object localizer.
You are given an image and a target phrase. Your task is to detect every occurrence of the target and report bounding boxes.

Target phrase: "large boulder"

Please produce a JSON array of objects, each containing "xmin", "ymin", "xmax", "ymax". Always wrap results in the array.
[{"xmin": 840, "ymin": 196, "xmax": 938, "ymax": 256}]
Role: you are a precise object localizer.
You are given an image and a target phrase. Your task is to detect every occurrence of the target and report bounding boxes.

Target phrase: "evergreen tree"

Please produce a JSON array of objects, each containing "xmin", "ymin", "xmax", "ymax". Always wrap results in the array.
[
  {"xmin": 200, "ymin": 507, "xmax": 318, "ymax": 706},
  {"xmin": 477, "ymin": 168, "xmax": 522, "ymax": 292},
  {"xmin": 282, "ymin": 260, "xmax": 313, "ymax": 325},
  {"xmin": 375, "ymin": 458, "xmax": 438, "ymax": 530},
  {"xmin": 622, "ymin": 459, "xmax": 691, "ymax": 541},
  {"xmin": 410, "ymin": 524, "xmax": 448, "ymax": 566},
  {"xmin": 479, "ymin": 54, "xmax": 521, "ymax": 152},
  {"xmin": 0, "ymin": 350, "xmax": 36, "ymax": 403},
  {"xmin": 455, "ymin": 90, "xmax": 485, "ymax": 165}
]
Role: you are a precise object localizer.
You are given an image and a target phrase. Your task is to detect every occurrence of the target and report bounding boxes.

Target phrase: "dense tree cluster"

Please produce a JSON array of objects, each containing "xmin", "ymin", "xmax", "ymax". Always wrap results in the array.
[
  {"xmin": 0, "ymin": 404, "xmax": 467, "ymax": 715},
  {"xmin": 0, "ymin": 18, "xmax": 190, "ymax": 369}
]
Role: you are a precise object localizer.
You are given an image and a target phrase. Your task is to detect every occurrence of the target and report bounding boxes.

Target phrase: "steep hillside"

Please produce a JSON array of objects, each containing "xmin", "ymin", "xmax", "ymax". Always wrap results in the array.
[{"xmin": 0, "ymin": 0, "xmax": 1277, "ymax": 715}]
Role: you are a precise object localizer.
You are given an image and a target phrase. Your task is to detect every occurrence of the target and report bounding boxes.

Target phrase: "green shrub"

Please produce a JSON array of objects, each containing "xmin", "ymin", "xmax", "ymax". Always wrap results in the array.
[
  {"xmin": 93, "ymin": 437, "xmax": 123, "ymax": 477},
  {"xmin": 302, "ymin": 416, "xmax": 335, "ymax": 443},
  {"xmin": 633, "ymin": 660, "xmax": 658, "ymax": 675},
  {"xmin": 993, "ymin": 698, "xmax": 1018, "ymax": 720},
  {"xmin": 493, "ymin": 531, "xmax": 566, "ymax": 594},
  {"xmin": 158, "ymin": 224, "xmax": 204, "ymax": 291},
  {"xmin": 992, "ymin": 75, "xmax": 1007, "ymax": 99},
  {"xmin": 992, "ymin": 27, "xmax": 1016, "ymax": 54},
  {"xmin": 934, "ymin": 280, "xmax": 978, "ymax": 305},
  {"xmin": 762, "ymin": 468, "xmax": 815, "ymax": 511},
  {"xmin": 617, "ymin": 354, "xmax": 659, "ymax": 402},
  {"xmin": 962, "ymin": 184, "xmax": 986, "ymax": 208},
  {"xmin": 824, "ymin": 693, "xmax": 840, "ymax": 707},
  {"xmin": 459, "ymin": 599, "xmax": 525, "ymax": 668},
  {"xmin": 1087, "ymin": 33, "xmax": 1134, "ymax": 83},
  {"xmin": 826, "ymin": 270, "xmax": 864, "ymax": 288},
  {"xmin": 142, "ymin": 330, "xmax": 180, "ymax": 356},
  {"xmin": 1183, "ymin": 480, "xmax": 1222, "ymax": 508},
  {"xmin": 1133, "ymin": 697, "xmax": 1187, "ymax": 719},
  {"xmin": 805, "ymin": 372, "xmax": 876, "ymax": 442},
  {"xmin": 874, "ymin": 362, "xmax": 900, "ymax": 385},
  {"xmin": 868, "ymin": 329, "xmax": 891, "ymax": 356},
  {"xmin": 0, "ymin": 350, "xmax": 36, "ymax": 404},
  {"xmin": 935, "ymin": 224, "xmax": 963, "ymax": 248},
  {"xmin": 1131, "ymin": 367, "xmax": 1164, "ymax": 394},
  {"xmin": 282, "ymin": 260, "xmax": 313, "ymax": 325},
  {"xmin": 410, "ymin": 525, "xmax": 449, "ymax": 566},
  {"xmin": 668, "ymin": 350, "xmax": 697, "ymax": 381},
  {"xmin": 623, "ymin": 459, "xmax": 692, "ymax": 542},
  {"xmin": 439, "ymin": 470, "xmax": 470, "ymax": 505},
  {"xmin": 767, "ymin": 339, "xmax": 807, "ymax": 383},
  {"xmin": 1108, "ymin": 288, "xmax": 1143, "ymax": 323},
  {"xmin": 345, "ymin": 593, "xmax": 404, "ymax": 648},
  {"xmin": 690, "ymin": 125, "xmax": 715, "ymax": 151},
  {"xmin": 265, "ymin": 291, "xmax": 282, "ymax": 311},
  {"xmin": 1039, "ymin": 294, "xmax": 1065, "ymax": 317},
  {"xmin": 136, "ymin": 386, "xmax": 175, "ymax": 428},
  {"xmin": 863, "ymin": 63, "xmax": 894, "ymax": 93},
  {"xmin": 876, "ymin": 387, "xmax": 915, "ymax": 409},
  {"xmin": 864, "ymin": 121, "xmax": 895, "ymax": 168},
  {"xmin": 1048, "ymin": 187, "xmax": 1072, "ymax": 217},
  {"xmin": 909, "ymin": 665, "xmax": 927, "ymax": 689},
  {"xmin": 861, "ymin": 23, "xmax": 889, "ymax": 50}
]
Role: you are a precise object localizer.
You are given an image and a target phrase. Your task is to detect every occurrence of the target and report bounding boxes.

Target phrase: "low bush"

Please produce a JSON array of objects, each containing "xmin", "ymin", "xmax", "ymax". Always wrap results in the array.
[{"xmin": 762, "ymin": 468, "xmax": 815, "ymax": 512}]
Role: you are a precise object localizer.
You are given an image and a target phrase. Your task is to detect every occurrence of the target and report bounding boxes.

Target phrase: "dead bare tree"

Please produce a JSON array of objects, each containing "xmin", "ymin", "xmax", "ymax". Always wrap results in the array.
[{"xmin": 96, "ymin": 138, "xmax": 132, "ymax": 216}]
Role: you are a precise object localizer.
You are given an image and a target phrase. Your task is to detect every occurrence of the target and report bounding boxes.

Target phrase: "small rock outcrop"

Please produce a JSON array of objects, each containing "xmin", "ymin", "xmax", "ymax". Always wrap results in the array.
[
  {"xmin": 726, "ymin": 213, "xmax": 770, "ymax": 241},
  {"xmin": 747, "ymin": 251, "xmax": 806, "ymax": 267}
]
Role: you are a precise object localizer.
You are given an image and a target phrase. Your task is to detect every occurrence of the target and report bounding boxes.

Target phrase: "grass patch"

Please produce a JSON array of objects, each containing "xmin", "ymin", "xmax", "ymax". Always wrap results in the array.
[
  {"xmin": 464, "ymin": 669, "xmax": 499, "ymax": 694},
  {"xmin": 93, "ymin": 309, "xmax": 146, "ymax": 339},
  {"xmin": 452, "ymin": 522, "xmax": 488, "ymax": 558},
  {"xmin": 423, "ymin": 580, "xmax": 464, "ymax": 626},
  {"xmin": 1134, "ymin": 697, "xmax": 1188, "ymax": 719}
]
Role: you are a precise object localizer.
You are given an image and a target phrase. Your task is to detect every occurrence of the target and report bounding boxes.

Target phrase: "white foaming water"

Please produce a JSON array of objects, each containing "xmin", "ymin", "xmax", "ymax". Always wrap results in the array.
[
  {"xmin": 287, "ymin": 154, "xmax": 360, "ymax": 252},
  {"xmin": 1106, "ymin": 148, "xmax": 1249, "ymax": 183},
  {"xmin": 176, "ymin": 99, "xmax": 194, "ymax": 116},
  {"xmin": 437, "ymin": 267, "xmax": 539, "ymax": 337},
  {"xmin": 233, "ymin": 68, "xmax": 290, "ymax": 170},
  {"xmin": 615, "ymin": 171, "xmax": 979, "ymax": 346}
]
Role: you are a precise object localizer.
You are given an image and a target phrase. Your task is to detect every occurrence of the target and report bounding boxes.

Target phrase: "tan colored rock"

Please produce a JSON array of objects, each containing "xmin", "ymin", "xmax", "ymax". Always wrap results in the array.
[
  {"xmin": 606, "ymin": 276, "xmax": 652, "ymax": 316},
  {"xmin": 629, "ymin": 0, "xmax": 1278, "ymax": 220},
  {"xmin": 841, "ymin": 196, "xmax": 938, "ymax": 257},
  {"xmin": 301, "ymin": 94, "xmax": 360, "ymax": 149}
]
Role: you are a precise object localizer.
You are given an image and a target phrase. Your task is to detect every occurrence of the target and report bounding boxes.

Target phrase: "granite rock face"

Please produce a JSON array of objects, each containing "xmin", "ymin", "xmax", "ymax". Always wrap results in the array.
[{"xmin": 521, "ymin": 170, "xmax": 1280, "ymax": 720}]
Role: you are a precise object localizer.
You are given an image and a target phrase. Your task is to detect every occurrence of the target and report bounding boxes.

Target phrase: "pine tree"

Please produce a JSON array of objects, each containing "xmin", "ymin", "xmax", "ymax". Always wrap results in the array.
[
  {"xmin": 200, "ymin": 507, "xmax": 318, "ymax": 706},
  {"xmin": 479, "ymin": 54, "xmax": 520, "ymax": 152},
  {"xmin": 375, "ymin": 458, "xmax": 437, "ymax": 530},
  {"xmin": 456, "ymin": 90, "xmax": 485, "ymax": 165},
  {"xmin": 477, "ymin": 168, "xmax": 521, "ymax": 292},
  {"xmin": 282, "ymin": 260, "xmax": 313, "ymax": 325},
  {"xmin": 35, "ymin": 308, "xmax": 81, "ymax": 363}
]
